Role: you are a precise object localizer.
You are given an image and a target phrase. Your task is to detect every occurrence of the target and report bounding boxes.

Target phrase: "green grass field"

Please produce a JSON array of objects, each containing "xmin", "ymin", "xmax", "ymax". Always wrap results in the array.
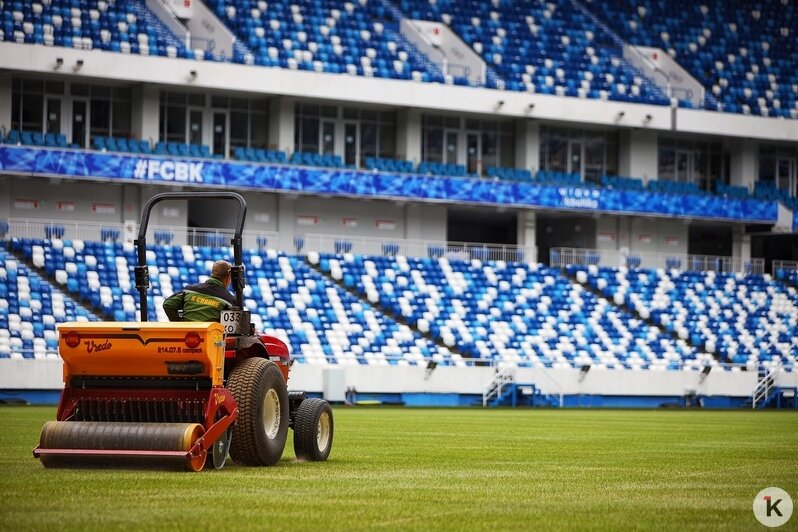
[{"xmin": 1, "ymin": 406, "xmax": 796, "ymax": 531}]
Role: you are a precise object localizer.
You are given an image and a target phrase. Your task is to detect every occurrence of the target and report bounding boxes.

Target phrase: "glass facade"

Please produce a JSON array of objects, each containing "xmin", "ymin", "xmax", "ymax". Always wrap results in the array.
[
  {"xmin": 658, "ymin": 137, "xmax": 727, "ymax": 191},
  {"xmin": 422, "ymin": 115, "xmax": 514, "ymax": 175},
  {"xmin": 539, "ymin": 126, "xmax": 618, "ymax": 183}
]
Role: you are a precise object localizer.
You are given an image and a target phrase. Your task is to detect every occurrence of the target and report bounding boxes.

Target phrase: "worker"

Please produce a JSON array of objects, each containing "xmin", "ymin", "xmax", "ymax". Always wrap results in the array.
[{"xmin": 163, "ymin": 260, "xmax": 236, "ymax": 322}]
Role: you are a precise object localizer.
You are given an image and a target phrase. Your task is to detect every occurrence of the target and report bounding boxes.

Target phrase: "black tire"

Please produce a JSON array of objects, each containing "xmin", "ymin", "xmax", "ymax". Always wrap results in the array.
[
  {"xmin": 293, "ymin": 398, "xmax": 334, "ymax": 461},
  {"xmin": 227, "ymin": 358, "xmax": 288, "ymax": 466}
]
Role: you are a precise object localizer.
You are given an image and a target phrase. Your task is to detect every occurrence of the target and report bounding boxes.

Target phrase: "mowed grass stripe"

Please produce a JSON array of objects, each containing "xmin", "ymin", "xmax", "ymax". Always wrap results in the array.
[{"xmin": 1, "ymin": 407, "xmax": 795, "ymax": 531}]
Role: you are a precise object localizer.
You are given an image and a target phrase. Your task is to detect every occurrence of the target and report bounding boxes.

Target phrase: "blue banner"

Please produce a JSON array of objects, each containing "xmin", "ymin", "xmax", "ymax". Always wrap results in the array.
[
  {"xmin": 0, "ymin": 146, "xmax": 778, "ymax": 223},
  {"xmin": 794, "ymin": 211, "xmax": 798, "ymax": 232}
]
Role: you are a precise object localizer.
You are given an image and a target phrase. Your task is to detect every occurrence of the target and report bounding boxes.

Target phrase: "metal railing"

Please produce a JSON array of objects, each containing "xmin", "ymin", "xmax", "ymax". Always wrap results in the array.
[
  {"xmin": 752, "ymin": 366, "xmax": 780, "ymax": 409},
  {"xmin": 482, "ymin": 367, "xmax": 515, "ymax": 407},
  {"xmin": 4, "ymin": 218, "xmax": 285, "ymax": 250},
  {"xmin": 550, "ymin": 247, "xmax": 765, "ymax": 275},
  {"xmin": 4, "ymin": 219, "xmax": 534, "ymax": 263},
  {"xmin": 773, "ymin": 260, "xmax": 798, "ymax": 276},
  {"xmin": 304, "ymin": 233, "xmax": 536, "ymax": 263}
]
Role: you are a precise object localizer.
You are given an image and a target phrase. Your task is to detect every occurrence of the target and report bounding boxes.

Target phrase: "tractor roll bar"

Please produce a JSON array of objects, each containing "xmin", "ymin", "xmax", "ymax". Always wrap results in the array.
[{"xmin": 134, "ymin": 192, "xmax": 248, "ymax": 321}]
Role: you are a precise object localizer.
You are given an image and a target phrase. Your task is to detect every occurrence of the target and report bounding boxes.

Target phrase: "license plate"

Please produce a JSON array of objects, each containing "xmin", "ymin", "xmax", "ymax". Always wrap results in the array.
[{"xmin": 220, "ymin": 310, "xmax": 249, "ymax": 335}]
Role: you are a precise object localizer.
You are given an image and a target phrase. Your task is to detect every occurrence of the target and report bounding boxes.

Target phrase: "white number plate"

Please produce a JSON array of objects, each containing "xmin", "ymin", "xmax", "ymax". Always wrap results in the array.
[{"xmin": 221, "ymin": 310, "xmax": 248, "ymax": 335}]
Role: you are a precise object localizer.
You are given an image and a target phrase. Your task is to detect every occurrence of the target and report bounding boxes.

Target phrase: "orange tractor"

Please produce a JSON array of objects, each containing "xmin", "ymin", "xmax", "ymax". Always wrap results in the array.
[{"xmin": 34, "ymin": 192, "xmax": 333, "ymax": 470}]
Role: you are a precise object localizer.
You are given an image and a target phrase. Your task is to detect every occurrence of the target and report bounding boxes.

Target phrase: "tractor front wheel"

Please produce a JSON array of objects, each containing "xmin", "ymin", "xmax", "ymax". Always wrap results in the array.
[
  {"xmin": 293, "ymin": 398, "xmax": 334, "ymax": 461},
  {"xmin": 227, "ymin": 358, "xmax": 288, "ymax": 466}
]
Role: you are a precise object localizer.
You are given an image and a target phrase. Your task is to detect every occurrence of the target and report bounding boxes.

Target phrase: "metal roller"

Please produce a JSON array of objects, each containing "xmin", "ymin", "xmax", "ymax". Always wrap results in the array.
[{"xmin": 37, "ymin": 421, "xmax": 207, "ymax": 471}]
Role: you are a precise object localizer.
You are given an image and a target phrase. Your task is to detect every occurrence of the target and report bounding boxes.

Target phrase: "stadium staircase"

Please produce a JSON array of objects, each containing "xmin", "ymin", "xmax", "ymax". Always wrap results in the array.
[
  {"xmin": 746, "ymin": 366, "xmax": 797, "ymax": 410},
  {"xmin": 482, "ymin": 367, "xmax": 561, "ymax": 408}
]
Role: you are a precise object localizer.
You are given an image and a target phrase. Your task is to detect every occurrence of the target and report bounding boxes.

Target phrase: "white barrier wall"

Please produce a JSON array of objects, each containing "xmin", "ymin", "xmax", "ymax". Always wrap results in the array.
[
  {"xmin": 181, "ymin": 0, "xmax": 238, "ymax": 60},
  {"xmin": 400, "ymin": 19, "xmax": 486, "ymax": 85},
  {"xmin": 0, "ymin": 359, "xmax": 763, "ymax": 400},
  {"xmin": 624, "ymin": 45, "xmax": 705, "ymax": 106}
]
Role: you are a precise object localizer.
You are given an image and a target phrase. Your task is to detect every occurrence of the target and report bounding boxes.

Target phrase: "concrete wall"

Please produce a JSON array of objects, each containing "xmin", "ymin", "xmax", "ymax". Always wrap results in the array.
[
  {"xmin": 619, "ymin": 129, "xmax": 659, "ymax": 181},
  {"xmin": 515, "ymin": 119, "xmax": 540, "ymax": 171},
  {"xmin": 396, "ymin": 108, "xmax": 421, "ymax": 163},
  {"xmin": 630, "ymin": 217, "xmax": 688, "ymax": 255},
  {"xmin": 130, "ymin": 85, "xmax": 160, "ymax": 144},
  {"xmin": 594, "ymin": 214, "xmax": 688, "ymax": 257},
  {"xmin": 1, "ymin": 358, "xmax": 771, "ymax": 400},
  {"xmin": 5, "ymin": 177, "xmax": 127, "ymax": 225},
  {"xmin": 729, "ymin": 139, "xmax": 758, "ymax": 189},
  {"xmin": 269, "ymin": 96, "xmax": 295, "ymax": 153},
  {"xmin": 404, "ymin": 202, "xmax": 447, "ymax": 242}
]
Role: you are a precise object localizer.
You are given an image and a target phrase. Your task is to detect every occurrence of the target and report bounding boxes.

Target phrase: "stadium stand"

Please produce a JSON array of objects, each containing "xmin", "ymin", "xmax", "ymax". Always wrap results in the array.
[
  {"xmin": 568, "ymin": 264, "xmax": 798, "ymax": 369},
  {"xmin": 0, "ymin": 0, "xmax": 191, "ymax": 58},
  {"xmin": 365, "ymin": 157, "xmax": 415, "ymax": 174},
  {"xmin": 234, "ymin": 147, "xmax": 289, "ymax": 164},
  {"xmin": 486, "ymin": 166, "xmax": 533, "ymax": 182},
  {"xmin": 754, "ymin": 181, "xmax": 798, "ymax": 211},
  {"xmin": 3, "ymin": 0, "xmax": 794, "ymax": 120},
  {"xmin": 289, "ymin": 151, "xmax": 345, "ymax": 168},
  {"xmin": 0, "ymin": 246, "xmax": 96, "ymax": 359},
  {"xmin": 591, "ymin": 0, "xmax": 798, "ymax": 118},
  {"xmin": 315, "ymin": 253, "xmax": 709, "ymax": 370},
  {"xmin": 601, "ymin": 175, "xmax": 645, "ymax": 190},
  {"xmin": 206, "ymin": 0, "xmax": 444, "ymax": 81},
  {"xmin": 396, "ymin": 0, "xmax": 670, "ymax": 103},
  {"xmin": 7, "ymin": 238, "xmax": 458, "ymax": 366}
]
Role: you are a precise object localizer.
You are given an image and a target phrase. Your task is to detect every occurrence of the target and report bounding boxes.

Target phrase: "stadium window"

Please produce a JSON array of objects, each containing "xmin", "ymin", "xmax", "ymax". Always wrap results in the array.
[
  {"xmin": 13, "ymin": 78, "xmax": 45, "ymax": 133},
  {"xmin": 70, "ymin": 83, "xmax": 90, "ymax": 97},
  {"xmin": 481, "ymin": 131, "xmax": 498, "ymax": 170},
  {"xmin": 424, "ymin": 115, "xmax": 514, "ymax": 174},
  {"xmin": 20, "ymin": 93, "xmax": 44, "ymax": 132},
  {"xmin": 90, "ymin": 99, "xmax": 111, "ymax": 140},
  {"xmin": 250, "ymin": 101, "xmax": 270, "ymax": 149},
  {"xmin": 658, "ymin": 137, "xmax": 727, "ymax": 191},
  {"xmin": 540, "ymin": 127, "xmax": 616, "ymax": 181},
  {"xmin": 163, "ymin": 105, "xmax": 187, "ymax": 143},
  {"xmin": 112, "ymin": 100, "xmax": 131, "ymax": 139},
  {"xmin": 760, "ymin": 144, "xmax": 798, "ymax": 196},
  {"xmin": 294, "ymin": 103, "xmax": 336, "ymax": 154},
  {"xmin": 422, "ymin": 124, "xmax": 444, "ymax": 163},
  {"xmin": 229, "ymin": 110, "xmax": 249, "ymax": 150}
]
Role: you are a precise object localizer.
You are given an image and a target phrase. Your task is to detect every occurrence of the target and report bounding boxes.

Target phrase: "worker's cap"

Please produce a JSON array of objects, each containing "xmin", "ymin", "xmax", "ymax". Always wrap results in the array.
[{"xmin": 211, "ymin": 260, "xmax": 232, "ymax": 279}]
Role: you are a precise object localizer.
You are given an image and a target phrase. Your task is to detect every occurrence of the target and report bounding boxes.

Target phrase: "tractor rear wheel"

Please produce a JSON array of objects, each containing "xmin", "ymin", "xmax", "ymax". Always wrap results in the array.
[
  {"xmin": 293, "ymin": 398, "xmax": 334, "ymax": 461},
  {"xmin": 227, "ymin": 358, "xmax": 288, "ymax": 466}
]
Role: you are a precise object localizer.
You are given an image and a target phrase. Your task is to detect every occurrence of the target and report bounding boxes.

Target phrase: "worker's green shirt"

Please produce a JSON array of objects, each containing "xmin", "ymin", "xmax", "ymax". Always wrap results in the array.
[{"xmin": 162, "ymin": 277, "xmax": 235, "ymax": 322}]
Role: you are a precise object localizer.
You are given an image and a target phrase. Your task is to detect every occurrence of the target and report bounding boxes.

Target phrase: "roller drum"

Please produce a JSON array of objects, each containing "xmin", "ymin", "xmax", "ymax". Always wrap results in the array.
[{"xmin": 38, "ymin": 421, "xmax": 206, "ymax": 471}]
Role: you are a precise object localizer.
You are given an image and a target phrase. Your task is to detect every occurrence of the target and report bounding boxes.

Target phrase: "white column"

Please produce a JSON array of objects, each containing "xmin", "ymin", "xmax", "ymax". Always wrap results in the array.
[
  {"xmin": 276, "ymin": 194, "xmax": 296, "ymax": 251},
  {"xmin": 618, "ymin": 130, "xmax": 658, "ymax": 182},
  {"xmin": 514, "ymin": 119, "xmax": 540, "ymax": 171},
  {"xmin": 130, "ymin": 85, "xmax": 160, "ymax": 145},
  {"xmin": 732, "ymin": 226, "xmax": 752, "ymax": 262},
  {"xmin": 269, "ymin": 96, "xmax": 295, "ymax": 155},
  {"xmin": 0, "ymin": 76, "xmax": 11, "ymax": 134},
  {"xmin": 728, "ymin": 140, "xmax": 757, "ymax": 191},
  {"xmin": 396, "ymin": 108, "xmax": 421, "ymax": 164},
  {"xmin": 517, "ymin": 210, "xmax": 537, "ymax": 261}
]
